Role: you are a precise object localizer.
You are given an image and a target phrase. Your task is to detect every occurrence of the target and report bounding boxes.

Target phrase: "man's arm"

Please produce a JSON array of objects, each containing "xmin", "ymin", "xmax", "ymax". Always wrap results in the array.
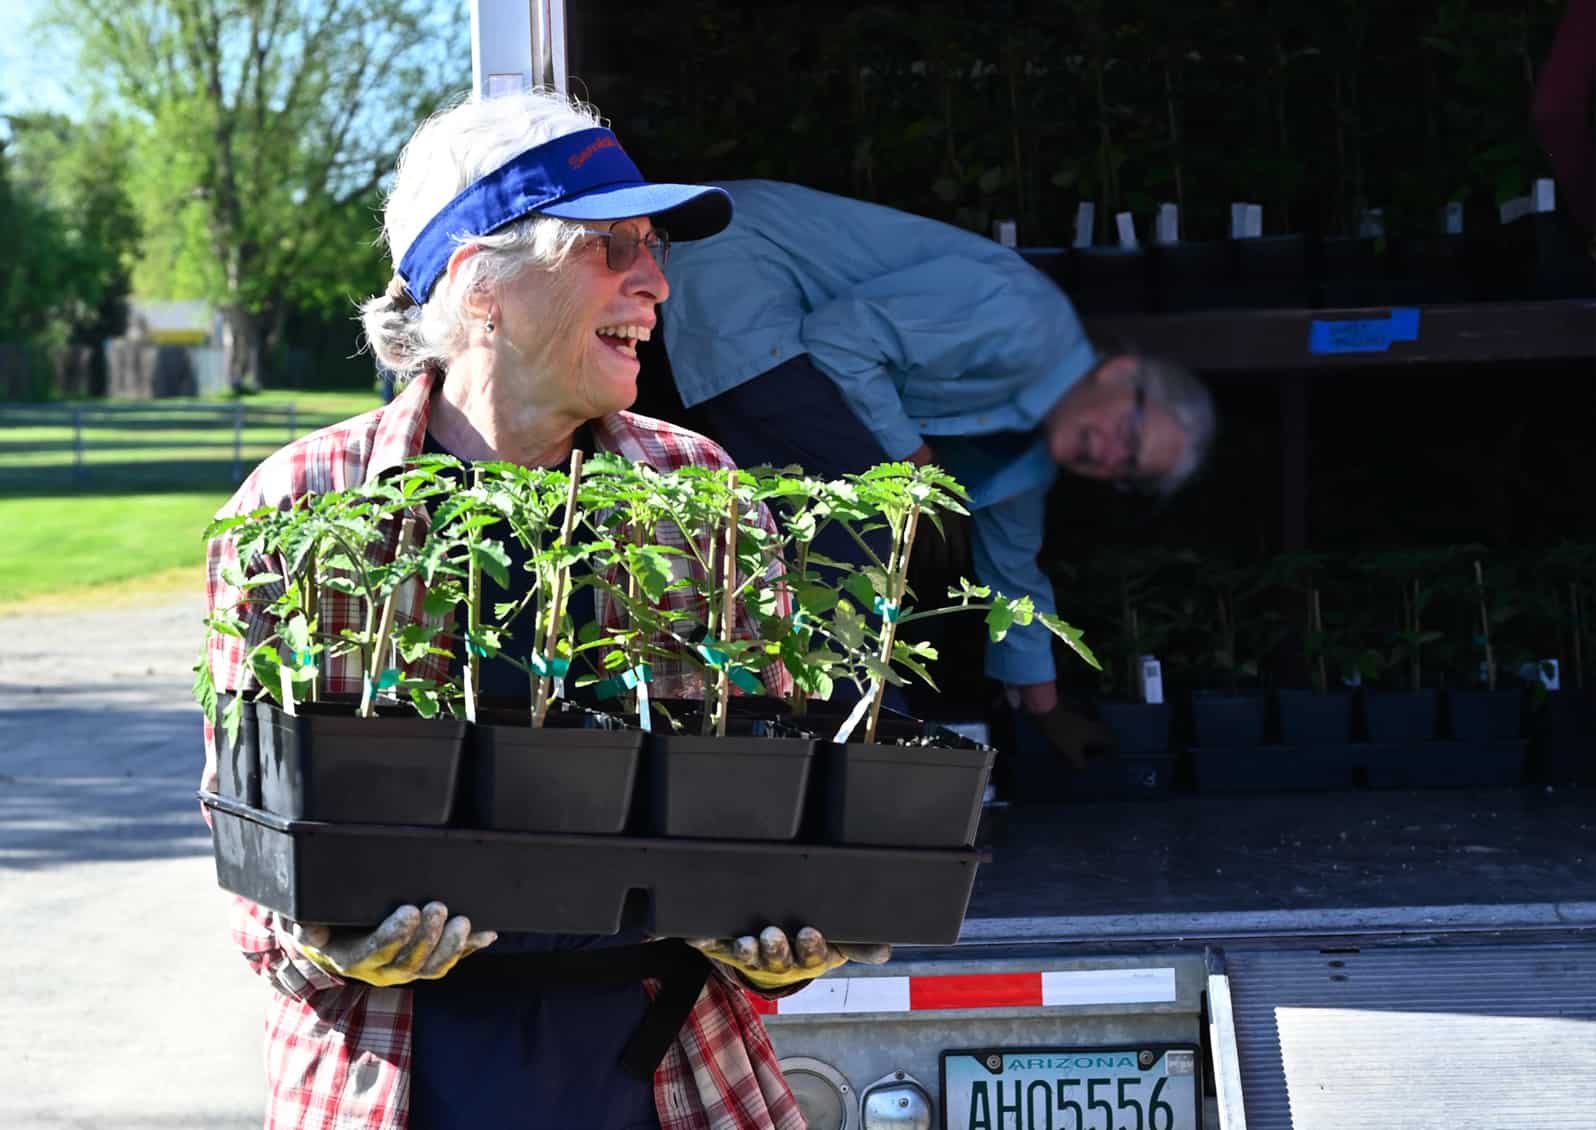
[{"xmin": 966, "ymin": 488, "xmax": 1059, "ymax": 690}]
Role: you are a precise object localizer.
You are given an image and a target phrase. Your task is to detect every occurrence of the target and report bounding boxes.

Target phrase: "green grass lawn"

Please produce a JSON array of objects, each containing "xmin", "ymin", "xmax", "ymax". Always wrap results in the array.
[
  {"xmin": 0, "ymin": 492, "xmax": 229, "ymax": 605},
  {"xmin": 0, "ymin": 390, "xmax": 384, "ymax": 604}
]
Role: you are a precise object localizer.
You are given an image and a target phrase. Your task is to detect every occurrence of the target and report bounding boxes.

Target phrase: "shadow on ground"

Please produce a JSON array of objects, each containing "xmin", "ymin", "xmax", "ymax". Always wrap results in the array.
[{"xmin": 0, "ymin": 704, "xmax": 211, "ymax": 870}]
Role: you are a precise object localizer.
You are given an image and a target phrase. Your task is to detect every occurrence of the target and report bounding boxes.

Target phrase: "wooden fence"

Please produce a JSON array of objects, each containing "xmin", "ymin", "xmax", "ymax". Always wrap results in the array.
[{"xmin": 0, "ymin": 401, "xmax": 346, "ymax": 492}]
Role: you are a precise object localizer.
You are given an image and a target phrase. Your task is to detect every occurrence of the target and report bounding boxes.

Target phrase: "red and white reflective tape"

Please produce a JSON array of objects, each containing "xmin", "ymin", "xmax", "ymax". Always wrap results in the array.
[{"xmin": 746, "ymin": 967, "xmax": 1177, "ymax": 1016}]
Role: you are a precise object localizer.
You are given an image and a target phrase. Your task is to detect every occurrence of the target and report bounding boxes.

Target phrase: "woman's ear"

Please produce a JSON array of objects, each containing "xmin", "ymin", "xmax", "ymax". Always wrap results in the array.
[
  {"xmin": 447, "ymin": 243, "xmax": 492, "ymax": 319},
  {"xmin": 1089, "ymin": 352, "xmax": 1140, "ymax": 389}
]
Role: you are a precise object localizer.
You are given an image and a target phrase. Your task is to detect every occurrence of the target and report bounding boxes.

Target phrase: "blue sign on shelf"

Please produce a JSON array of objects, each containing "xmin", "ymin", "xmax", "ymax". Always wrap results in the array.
[{"xmin": 1308, "ymin": 307, "xmax": 1422, "ymax": 354}]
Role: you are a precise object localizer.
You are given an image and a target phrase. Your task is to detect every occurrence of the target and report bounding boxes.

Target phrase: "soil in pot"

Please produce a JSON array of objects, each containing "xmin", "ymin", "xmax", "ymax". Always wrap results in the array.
[
  {"xmin": 214, "ymin": 691, "xmax": 261, "ymax": 808},
  {"xmin": 470, "ymin": 701, "xmax": 645, "ymax": 834},
  {"xmin": 1190, "ymin": 690, "xmax": 1269, "ymax": 749},
  {"xmin": 1361, "ymin": 689, "xmax": 1440, "ymax": 745},
  {"xmin": 648, "ymin": 711, "xmax": 817, "ymax": 841},
  {"xmin": 1445, "ymin": 688, "xmax": 1524, "ymax": 742},
  {"xmin": 1276, "ymin": 689, "xmax": 1354, "ymax": 747},
  {"xmin": 256, "ymin": 699, "xmax": 467, "ymax": 825}
]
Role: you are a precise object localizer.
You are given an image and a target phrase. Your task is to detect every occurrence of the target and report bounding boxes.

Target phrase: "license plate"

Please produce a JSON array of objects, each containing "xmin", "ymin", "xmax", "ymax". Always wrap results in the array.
[{"xmin": 940, "ymin": 1045, "xmax": 1200, "ymax": 1130}]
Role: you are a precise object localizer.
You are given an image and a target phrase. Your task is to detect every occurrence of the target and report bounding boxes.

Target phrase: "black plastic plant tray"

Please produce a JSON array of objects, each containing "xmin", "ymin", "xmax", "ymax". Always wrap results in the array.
[{"xmin": 201, "ymin": 792, "xmax": 985, "ymax": 945}]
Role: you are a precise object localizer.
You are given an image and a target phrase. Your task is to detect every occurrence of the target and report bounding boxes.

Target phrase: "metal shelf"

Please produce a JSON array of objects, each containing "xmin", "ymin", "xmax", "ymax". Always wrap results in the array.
[{"xmin": 1084, "ymin": 298, "xmax": 1596, "ymax": 373}]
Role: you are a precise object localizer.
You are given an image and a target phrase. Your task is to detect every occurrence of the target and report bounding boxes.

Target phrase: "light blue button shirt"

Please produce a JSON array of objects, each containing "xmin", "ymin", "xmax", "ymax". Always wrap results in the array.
[{"xmin": 661, "ymin": 180, "xmax": 1100, "ymax": 686}]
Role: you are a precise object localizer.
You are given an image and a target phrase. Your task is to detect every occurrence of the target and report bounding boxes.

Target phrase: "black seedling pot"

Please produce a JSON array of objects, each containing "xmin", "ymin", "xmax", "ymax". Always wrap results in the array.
[
  {"xmin": 1317, "ymin": 236, "xmax": 1394, "ymax": 308},
  {"xmin": 1069, "ymin": 247, "xmax": 1150, "ymax": 315},
  {"xmin": 256, "ymin": 699, "xmax": 466, "ymax": 825},
  {"xmin": 1232, "ymin": 234, "xmax": 1311, "ymax": 308},
  {"xmin": 1150, "ymin": 241, "xmax": 1238, "ymax": 312},
  {"xmin": 648, "ymin": 713, "xmax": 817, "ymax": 841},
  {"xmin": 214, "ymin": 692, "xmax": 261, "ymax": 808},
  {"xmin": 1362, "ymin": 689, "xmax": 1440, "ymax": 745},
  {"xmin": 1098, "ymin": 701, "xmax": 1172, "ymax": 755},
  {"xmin": 1445, "ymin": 688, "xmax": 1523, "ymax": 742},
  {"xmin": 1276, "ymin": 689, "xmax": 1355, "ymax": 747},
  {"xmin": 1190, "ymin": 690, "xmax": 1268, "ymax": 749},
  {"xmin": 817, "ymin": 733, "xmax": 995, "ymax": 849},
  {"xmin": 471, "ymin": 701, "xmax": 645, "ymax": 834}
]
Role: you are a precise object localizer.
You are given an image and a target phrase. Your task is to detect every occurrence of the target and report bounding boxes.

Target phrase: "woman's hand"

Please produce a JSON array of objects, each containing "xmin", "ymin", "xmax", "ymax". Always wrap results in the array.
[
  {"xmin": 688, "ymin": 926, "xmax": 891, "ymax": 990},
  {"xmin": 292, "ymin": 901, "xmax": 497, "ymax": 987}
]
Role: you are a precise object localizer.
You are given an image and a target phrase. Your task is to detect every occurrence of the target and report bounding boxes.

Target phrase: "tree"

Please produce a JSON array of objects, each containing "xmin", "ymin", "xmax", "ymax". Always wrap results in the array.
[
  {"xmin": 5, "ymin": 112, "xmax": 142, "ymax": 383},
  {"xmin": 45, "ymin": 0, "xmax": 468, "ymax": 390}
]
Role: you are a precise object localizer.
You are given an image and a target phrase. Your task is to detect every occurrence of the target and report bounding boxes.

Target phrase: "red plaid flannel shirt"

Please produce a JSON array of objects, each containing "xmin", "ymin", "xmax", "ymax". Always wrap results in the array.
[{"xmin": 201, "ymin": 371, "xmax": 801, "ymax": 1130}]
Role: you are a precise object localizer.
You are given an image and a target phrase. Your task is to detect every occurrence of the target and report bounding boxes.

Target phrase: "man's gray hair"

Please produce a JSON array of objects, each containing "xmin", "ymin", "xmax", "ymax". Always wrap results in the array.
[
  {"xmin": 1136, "ymin": 354, "xmax": 1215, "ymax": 496},
  {"xmin": 358, "ymin": 88, "xmax": 604, "ymax": 386}
]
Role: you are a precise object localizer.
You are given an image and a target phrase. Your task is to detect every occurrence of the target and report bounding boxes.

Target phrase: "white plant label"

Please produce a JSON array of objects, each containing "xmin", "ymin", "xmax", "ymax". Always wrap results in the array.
[
  {"xmin": 1074, "ymin": 201, "xmax": 1095, "ymax": 249},
  {"xmin": 1115, "ymin": 211, "xmax": 1138, "ymax": 249}
]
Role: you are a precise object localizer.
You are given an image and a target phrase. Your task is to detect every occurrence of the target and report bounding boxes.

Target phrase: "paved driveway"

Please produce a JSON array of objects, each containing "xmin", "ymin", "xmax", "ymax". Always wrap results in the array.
[{"xmin": 0, "ymin": 595, "xmax": 264, "ymax": 1128}]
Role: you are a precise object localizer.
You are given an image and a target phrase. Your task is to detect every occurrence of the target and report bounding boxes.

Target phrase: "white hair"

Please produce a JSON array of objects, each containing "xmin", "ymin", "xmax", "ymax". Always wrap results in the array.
[
  {"xmin": 1136, "ymin": 354, "xmax": 1216, "ymax": 495},
  {"xmin": 359, "ymin": 88, "xmax": 605, "ymax": 384}
]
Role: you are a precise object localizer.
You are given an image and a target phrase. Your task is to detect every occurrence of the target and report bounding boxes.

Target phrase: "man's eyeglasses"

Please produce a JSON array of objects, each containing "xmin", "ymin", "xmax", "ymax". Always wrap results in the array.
[
  {"xmin": 575, "ymin": 226, "xmax": 670, "ymax": 272},
  {"xmin": 1112, "ymin": 383, "xmax": 1150, "ymax": 494}
]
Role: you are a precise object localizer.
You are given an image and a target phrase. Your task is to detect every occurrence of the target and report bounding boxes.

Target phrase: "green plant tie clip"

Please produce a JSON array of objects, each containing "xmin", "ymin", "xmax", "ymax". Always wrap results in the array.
[
  {"xmin": 792, "ymin": 609, "xmax": 813, "ymax": 631},
  {"xmin": 368, "ymin": 668, "xmax": 400, "ymax": 692},
  {"xmin": 530, "ymin": 653, "xmax": 571, "ymax": 679},
  {"xmin": 593, "ymin": 662, "xmax": 653, "ymax": 700},
  {"xmin": 294, "ymin": 650, "xmax": 313, "ymax": 668},
  {"xmin": 695, "ymin": 644, "xmax": 763, "ymax": 694},
  {"xmin": 469, "ymin": 641, "xmax": 491, "ymax": 658},
  {"xmin": 873, "ymin": 595, "xmax": 901, "ymax": 622}
]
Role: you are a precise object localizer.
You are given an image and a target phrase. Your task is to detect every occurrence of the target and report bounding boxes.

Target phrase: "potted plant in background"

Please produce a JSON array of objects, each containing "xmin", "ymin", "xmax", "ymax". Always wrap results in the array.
[
  {"xmin": 1445, "ymin": 555, "xmax": 1526, "ymax": 744},
  {"xmin": 1187, "ymin": 549, "xmax": 1278, "ymax": 752},
  {"xmin": 1527, "ymin": 542, "xmax": 1595, "ymax": 784},
  {"xmin": 1354, "ymin": 548, "xmax": 1449, "ymax": 746},
  {"xmin": 1263, "ymin": 551, "xmax": 1365, "ymax": 747}
]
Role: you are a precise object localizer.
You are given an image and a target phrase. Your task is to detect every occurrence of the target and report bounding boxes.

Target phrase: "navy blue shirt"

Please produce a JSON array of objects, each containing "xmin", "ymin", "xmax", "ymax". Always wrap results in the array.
[{"xmin": 411, "ymin": 427, "xmax": 658, "ymax": 1130}]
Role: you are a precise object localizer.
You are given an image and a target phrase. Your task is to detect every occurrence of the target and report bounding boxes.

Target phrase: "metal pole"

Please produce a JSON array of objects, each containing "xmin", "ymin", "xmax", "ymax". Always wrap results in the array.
[
  {"xmin": 470, "ymin": 0, "xmax": 567, "ymax": 100},
  {"xmin": 72, "ymin": 405, "xmax": 84, "ymax": 486}
]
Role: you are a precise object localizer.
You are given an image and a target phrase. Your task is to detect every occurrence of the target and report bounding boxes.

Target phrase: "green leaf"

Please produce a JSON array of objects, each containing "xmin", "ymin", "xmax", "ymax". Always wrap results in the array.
[
  {"xmin": 844, "ymin": 571, "xmax": 879, "ymax": 607},
  {"xmin": 1039, "ymin": 613, "xmax": 1102, "ymax": 671},
  {"xmin": 985, "ymin": 600, "xmax": 1016, "ymax": 641},
  {"xmin": 470, "ymin": 541, "xmax": 512, "ymax": 589},
  {"xmin": 627, "ymin": 545, "xmax": 677, "ymax": 602}
]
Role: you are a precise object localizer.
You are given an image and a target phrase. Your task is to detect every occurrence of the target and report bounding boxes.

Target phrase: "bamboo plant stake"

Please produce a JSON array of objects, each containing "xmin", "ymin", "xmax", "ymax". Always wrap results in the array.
[
  {"xmin": 360, "ymin": 516, "xmax": 416, "ymax": 718},
  {"xmin": 713, "ymin": 469, "xmax": 739, "ymax": 737},
  {"xmin": 1474, "ymin": 560, "xmax": 1496, "ymax": 692},
  {"xmin": 532, "ymin": 450, "xmax": 584, "ymax": 728},
  {"xmin": 463, "ymin": 470, "xmax": 483, "ymax": 725},
  {"xmin": 864, "ymin": 500, "xmax": 920, "ymax": 744},
  {"xmin": 304, "ymin": 547, "xmax": 319, "ymax": 703}
]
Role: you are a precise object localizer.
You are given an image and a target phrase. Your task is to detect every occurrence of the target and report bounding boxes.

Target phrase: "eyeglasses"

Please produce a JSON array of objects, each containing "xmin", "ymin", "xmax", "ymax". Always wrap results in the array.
[
  {"xmin": 574, "ymin": 226, "xmax": 670, "ymax": 272},
  {"xmin": 1112, "ymin": 383, "xmax": 1150, "ymax": 494}
]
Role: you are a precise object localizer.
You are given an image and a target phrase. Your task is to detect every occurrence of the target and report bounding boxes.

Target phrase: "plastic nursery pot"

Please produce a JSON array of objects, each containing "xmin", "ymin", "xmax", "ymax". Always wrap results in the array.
[
  {"xmin": 648, "ymin": 713, "xmax": 818, "ymax": 841},
  {"xmin": 1189, "ymin": 690, "xmax": 1268, "ymax": 749},
  {"xmin": 1387, "ymin": 235, "xmax": 1474, "ymax": 305},
  {"xmin": 1361, "ymin": 689, "xmax": 1440, "ymax": 745},
  {"xmin": 1276, "ymin": 689, "xmax": 1355, "ymax": 747},
  {"xmin": 470, "ymin": 700, "xmax": 645, "ymax": 834},
  {"xmin": 256, "ymin": 699, "xmax": 467, "ymax": 825},
  {"xmin": 1316, "ymin": 236, "xmax": 1394, "ymax": 308},
  {"xmin": 1097, "ymin": 701, "xmax": 1171, "ymax": 755},
  {"xmin": 1069, "ymin": 247, "xmax": 1150, "ymax": 315},
  {"xmin": 1445, "ymin": 688, "xmax": 1523, "ymax": 742},
  {"xmin": 1530, "ymin": 690, "xmax": 1595, "ymax": 785},
  {"xmin": 1231, "ymin": 235, "xmax": 1311, "ymax": 308},
  {"xmin": 1018, "ymin": 247, "xmax": 1073, "ymax": 295},
  {"xmin": 214, "ymin": 692, "xmax": 261, "ymax": 808},
  {"xmin": 817, "ymin": 732, "xmax": 995, "ymax": 849},
  {"xmin": 1149, "ymin": 241, "xmax": 1238, "ymax": 313}
]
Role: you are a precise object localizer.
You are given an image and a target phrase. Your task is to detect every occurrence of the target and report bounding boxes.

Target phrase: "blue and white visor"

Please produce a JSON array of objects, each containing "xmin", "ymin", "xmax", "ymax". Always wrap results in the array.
[{"xmin": 395, "ymin": 127, "xmax": 731, "ymax": 305}]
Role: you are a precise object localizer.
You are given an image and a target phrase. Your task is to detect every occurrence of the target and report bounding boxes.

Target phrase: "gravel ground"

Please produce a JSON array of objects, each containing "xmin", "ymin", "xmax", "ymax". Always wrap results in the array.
[{"xmin": 0, "ymin": 594, "xmax": 265, "ymax": 1128}]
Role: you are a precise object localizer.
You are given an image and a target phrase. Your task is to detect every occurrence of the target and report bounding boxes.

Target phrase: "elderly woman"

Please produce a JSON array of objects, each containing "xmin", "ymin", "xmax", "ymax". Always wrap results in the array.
[{"xmin": 201, "ymin": 89, "xmax": 883, "ymax": 1130}]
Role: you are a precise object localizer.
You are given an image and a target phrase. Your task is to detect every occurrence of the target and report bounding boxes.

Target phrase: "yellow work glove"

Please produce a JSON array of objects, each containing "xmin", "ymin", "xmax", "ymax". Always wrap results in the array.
[
  {"xmin": 687, "ymin": 925, "xmax": 891, "ymax": 990},
  {"xmin": 292, "ymin": 901, "xmax": 497, "ymax": 987}
]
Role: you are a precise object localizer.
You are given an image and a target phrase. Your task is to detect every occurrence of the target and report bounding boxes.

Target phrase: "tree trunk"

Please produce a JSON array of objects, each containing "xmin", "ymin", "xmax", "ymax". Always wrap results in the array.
[{"xmin": 221, "ymin": 304, "xmax": 264, "ymax": 393}]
